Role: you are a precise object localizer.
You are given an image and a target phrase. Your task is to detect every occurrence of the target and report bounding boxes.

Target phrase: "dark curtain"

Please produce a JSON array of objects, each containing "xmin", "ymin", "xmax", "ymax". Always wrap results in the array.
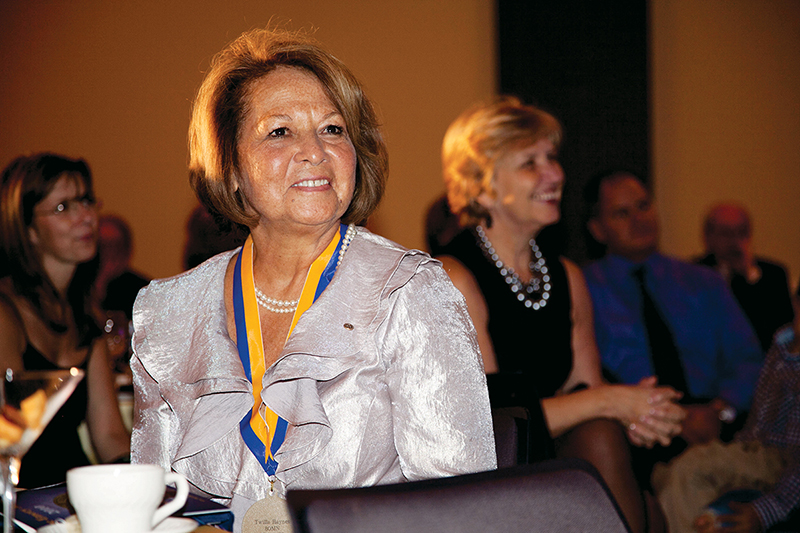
[{"xmin": 497, "ymin": 0, "xmax": 649, "ymax": 263}]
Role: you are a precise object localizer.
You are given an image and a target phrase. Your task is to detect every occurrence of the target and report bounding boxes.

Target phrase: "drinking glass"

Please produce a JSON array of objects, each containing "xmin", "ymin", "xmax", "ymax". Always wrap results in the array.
[{"xmin": 0, "ymin": 368, "xmax": 84, "ymax": 533}]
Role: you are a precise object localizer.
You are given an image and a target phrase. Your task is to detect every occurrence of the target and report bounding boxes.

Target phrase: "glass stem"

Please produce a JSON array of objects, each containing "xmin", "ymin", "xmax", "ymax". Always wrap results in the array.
[{"xmin": 1, "ymin": 455, "xmax": 20, "ymax": 533}]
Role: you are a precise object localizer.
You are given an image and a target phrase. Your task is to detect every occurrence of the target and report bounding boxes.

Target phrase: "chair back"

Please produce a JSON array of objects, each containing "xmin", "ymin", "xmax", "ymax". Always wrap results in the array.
[
  {"xmin": 287, "ymin": 459, "xmax": 631, "ymax": 533},
  {"xmin": 487, "ymin": 373, "xmax": 555, "ymax": 465}
]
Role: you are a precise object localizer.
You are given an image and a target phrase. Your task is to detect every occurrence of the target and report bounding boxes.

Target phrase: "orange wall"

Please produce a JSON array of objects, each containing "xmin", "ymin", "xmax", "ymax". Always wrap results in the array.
[
  {"xmin": 3, "ymin": 1, "xmax": 798, "ymax": 290},
  {"xmin": 0, "ymin": 1, "xmax": 496, "ymax": 278},
  {"xmin": 651, "ymin": 0, "xmax": 800, "ymax": 288}
]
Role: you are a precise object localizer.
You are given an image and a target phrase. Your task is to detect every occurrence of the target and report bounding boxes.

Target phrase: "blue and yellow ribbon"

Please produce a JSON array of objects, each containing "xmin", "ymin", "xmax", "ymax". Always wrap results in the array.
[{"xmin": 232, "ymin": 224, "xmax": 348, "ymax": 475}]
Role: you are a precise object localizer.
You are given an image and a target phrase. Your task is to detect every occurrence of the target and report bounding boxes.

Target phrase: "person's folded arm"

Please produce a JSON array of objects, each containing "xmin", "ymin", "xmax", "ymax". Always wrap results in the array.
[
  {"xmin": 542, "ymin": 260, "xmax": 684, "ymax": 444},
  {"xmin": 85, "ymin": 337, "xmax": 131, "ymax": 463}
]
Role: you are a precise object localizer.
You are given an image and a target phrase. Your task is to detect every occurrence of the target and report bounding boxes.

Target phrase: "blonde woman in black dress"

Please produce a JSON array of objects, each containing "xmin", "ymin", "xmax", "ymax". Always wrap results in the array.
[{"xmin": 437, "ymin": 98, "xmax": 685, "ymax": 533}]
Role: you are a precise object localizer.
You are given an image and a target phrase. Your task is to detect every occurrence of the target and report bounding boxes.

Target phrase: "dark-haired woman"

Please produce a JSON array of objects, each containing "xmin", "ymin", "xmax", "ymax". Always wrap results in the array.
[{"xmin": 0, "ymin": 153, "xmax": 130, "ymax": 488}]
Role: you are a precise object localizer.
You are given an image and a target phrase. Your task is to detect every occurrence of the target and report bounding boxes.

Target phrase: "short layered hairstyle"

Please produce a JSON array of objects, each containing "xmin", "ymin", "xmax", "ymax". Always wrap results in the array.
[
  {"xmin": 442, "ymin": 96, "xmax": 562, "ymax": 227},
  {"xmin": 189, "ymin": 28, "xmax": 388, "ymax": 227}
]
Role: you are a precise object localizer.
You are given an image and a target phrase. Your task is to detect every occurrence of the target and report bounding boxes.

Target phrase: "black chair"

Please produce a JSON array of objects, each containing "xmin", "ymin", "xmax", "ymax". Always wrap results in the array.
[
  {"xmin": 492, "ymin": 406, "xmax": 532, "ymax": 467},
  {"xmin": 287, "ymin": 458, "xmax": 632, "ymax": 533},
  {"xmin": 487, "ymin": 373, "xmax": 555, "ymax": 466}
]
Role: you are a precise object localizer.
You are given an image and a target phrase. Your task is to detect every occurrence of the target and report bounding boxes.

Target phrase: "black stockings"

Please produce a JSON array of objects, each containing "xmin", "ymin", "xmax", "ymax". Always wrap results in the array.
[{"xmin": 556, "ymin": 419, "xmax": 654, "ymax": 533}]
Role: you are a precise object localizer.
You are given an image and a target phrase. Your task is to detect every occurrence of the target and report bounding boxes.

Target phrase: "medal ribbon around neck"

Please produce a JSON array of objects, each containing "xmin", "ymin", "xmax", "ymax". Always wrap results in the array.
[{"xmin": 233, "ymin": 223, "xmax": 348, "ymax": 475}]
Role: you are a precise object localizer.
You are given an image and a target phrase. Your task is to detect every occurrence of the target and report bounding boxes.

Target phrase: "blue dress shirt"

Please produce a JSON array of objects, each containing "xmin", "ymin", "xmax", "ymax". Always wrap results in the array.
[{"xmin": 583, "ymin": 253, "xmax": 763, "ymax": 411}]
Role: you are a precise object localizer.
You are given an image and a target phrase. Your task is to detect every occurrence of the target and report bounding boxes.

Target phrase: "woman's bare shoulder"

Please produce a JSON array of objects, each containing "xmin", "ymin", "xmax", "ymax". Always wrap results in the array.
[
  {"xmin": 0, "ymin": 279, "xmax": 26, "ymax": 364},
  {"xmin": 0, "ymin": 279, "xmax": 22, "ymax": 322},
  {"xmin": 560, "ymin": 256, "xmax": 584, "ymax": 282},
  {"xmin": 0, "ymin": 277, "xmax": 15, "ymax": 297},
  {"xmin": 436, "ymin": 255, "xmax": 479, "ymax": 290},
  {"xmin": 560, "ymin": 257, "xmax": 593, "ymax": 303}
]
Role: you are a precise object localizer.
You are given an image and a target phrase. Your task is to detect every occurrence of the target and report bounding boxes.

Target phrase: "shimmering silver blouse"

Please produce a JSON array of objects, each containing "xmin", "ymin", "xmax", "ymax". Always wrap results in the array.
[{"xmin": 131, "ymin": 228, "xmax": 496, "ymax": 531}]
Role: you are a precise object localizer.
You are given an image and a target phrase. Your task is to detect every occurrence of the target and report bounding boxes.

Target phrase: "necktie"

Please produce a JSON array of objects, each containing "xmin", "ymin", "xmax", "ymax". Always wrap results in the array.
[{"xmin": 632, "ymin": 266, "xmax": 689, "ymax": 395}]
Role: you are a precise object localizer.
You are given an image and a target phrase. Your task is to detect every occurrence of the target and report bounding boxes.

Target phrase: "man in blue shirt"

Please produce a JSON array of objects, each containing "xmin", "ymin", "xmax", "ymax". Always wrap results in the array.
[{"xmin": 583, "ymin": 171, "xmax": 762, "ymax": 449}]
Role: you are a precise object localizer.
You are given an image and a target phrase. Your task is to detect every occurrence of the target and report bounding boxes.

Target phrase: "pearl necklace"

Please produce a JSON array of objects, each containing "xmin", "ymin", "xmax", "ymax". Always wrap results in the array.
[
  {"xmin": 254, "ymin": 225, "xmax": 357, "ymax": 313},
  {"xmin": 475, "ymin": 225, "xmax": 551, "ymax": 310},
  {"xmin": 254, "ymin": 289, "xmax": 298, "ymax": 313},
  {"xmin": 336, "ymin": 224, "xmax": 357, "ymax": 268}
]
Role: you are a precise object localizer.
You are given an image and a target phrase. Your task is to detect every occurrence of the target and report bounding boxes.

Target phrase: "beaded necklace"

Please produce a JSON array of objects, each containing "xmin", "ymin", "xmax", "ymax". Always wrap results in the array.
[
  {"xmin": 253, "ymin": 290, "xmax": 298, "ymax": 314},
  {"xmin": 475, "ymin": 225, "xmax": 551, "ymax": 310}
]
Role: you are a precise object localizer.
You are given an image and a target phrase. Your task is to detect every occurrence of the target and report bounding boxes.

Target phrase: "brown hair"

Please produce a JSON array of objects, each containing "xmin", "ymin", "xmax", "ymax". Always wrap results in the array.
[
  {"xmin": 189, "ymin": 28, "xmax": 388, "ymax": 227},
  {"xmin": 442, "ymin": 96, "xmax": 562, "ymax": 226}
]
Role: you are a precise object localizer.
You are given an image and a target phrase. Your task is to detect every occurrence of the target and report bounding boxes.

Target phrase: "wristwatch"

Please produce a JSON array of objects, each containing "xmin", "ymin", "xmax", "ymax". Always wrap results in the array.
[{"xmin": 718, "ymin": 404, "xmax": 737, "ymax": 423}]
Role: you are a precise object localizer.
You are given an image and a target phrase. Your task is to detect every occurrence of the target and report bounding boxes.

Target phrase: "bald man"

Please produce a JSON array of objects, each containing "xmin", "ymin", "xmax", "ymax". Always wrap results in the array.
[{"xmin": 697, "ymin": 203, "xmax": 795, "ymax": 352}]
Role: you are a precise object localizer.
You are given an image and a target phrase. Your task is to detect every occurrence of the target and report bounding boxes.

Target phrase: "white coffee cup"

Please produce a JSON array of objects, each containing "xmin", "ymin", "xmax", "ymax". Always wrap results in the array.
[{"xmin": 67, "ymin": 464, "xmax": 189, "ymax": 533}]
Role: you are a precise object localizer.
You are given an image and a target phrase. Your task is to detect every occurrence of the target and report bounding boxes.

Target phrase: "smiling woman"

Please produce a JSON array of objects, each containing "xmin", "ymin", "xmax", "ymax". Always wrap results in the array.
[
  {"xmin": 234, "ymin": 67, "xmax": 357, "ymax": 232},
  {"xmin": 30, "ymin": 177, "xmax": 100, "ymax": 274},
  {"xmin": 131, "ymin": 28, "xmax": 496, "ymax": 533}
]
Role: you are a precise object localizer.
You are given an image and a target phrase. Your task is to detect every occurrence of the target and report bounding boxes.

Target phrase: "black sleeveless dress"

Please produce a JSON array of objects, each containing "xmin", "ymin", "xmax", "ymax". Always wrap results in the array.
[
  {"xmin": 439, "ymin": 228, "xmax": 574, "ymax": 398},
  {"xmin": 19, "ymin": 344, "xmax": 91, "ymax": 488}
]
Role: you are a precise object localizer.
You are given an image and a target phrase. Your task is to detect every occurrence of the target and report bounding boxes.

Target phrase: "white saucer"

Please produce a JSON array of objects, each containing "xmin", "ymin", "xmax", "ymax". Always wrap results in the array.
[
  {"xmin": 152, "ymin": 517, "xmax": 198, "ymax": 532},
  {"xmin": 37, "ymin": 516, "xmax": 198, "ymax": 533}
]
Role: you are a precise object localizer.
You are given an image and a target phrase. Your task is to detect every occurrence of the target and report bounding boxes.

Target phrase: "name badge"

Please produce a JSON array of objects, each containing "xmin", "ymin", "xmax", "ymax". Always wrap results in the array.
[{"xmin": 242, "ymin": 494, "xmax": 294, "ymax": 533}]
